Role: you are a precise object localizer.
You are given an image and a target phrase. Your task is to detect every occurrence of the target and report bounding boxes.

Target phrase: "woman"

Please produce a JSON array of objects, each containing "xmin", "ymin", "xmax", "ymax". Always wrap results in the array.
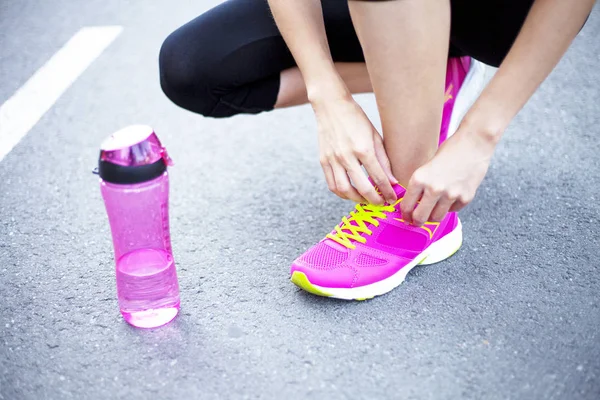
[{"xmin": 159, "ymin": 0, "xmax": 594, "ymax": 300}]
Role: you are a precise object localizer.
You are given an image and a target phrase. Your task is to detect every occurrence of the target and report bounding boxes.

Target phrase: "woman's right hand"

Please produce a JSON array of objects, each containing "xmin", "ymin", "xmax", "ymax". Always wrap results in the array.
[{"xmin": 311, "ymin": 93, "xmax": 398, "ymax": 205}]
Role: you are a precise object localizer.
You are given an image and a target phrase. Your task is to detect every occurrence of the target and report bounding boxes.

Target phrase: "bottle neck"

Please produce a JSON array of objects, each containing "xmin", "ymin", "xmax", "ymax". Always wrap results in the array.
[{"xmin": 98, "ymin": 158, "xmax": 167, "ymax": 184}]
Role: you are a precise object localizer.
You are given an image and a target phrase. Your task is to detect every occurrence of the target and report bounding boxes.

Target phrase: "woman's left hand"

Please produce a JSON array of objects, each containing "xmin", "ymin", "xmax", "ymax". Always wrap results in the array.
[{"xmin": 400, "ymin": 125, "xmax": 498, "ymax": 226}]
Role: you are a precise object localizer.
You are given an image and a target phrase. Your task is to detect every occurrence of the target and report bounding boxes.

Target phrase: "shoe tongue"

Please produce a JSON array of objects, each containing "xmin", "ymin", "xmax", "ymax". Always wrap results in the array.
[
  {"xmin": 367, "ymin": 177, "xmax": 406, "ymax": 201},
  {"xmin": 330, "ymin": 180, "xmax": 405, "ymax": 242},
  {"xmin": 392, "ymin": 183, "xmax": 406, "ymax": 199}
]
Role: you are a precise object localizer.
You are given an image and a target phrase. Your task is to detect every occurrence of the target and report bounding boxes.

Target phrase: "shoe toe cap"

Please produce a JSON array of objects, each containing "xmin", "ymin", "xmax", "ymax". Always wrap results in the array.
[
  {"xmin": 290, "ymin": 261, "xmax": 356, "ymax": 289},
  {"xmin": 290, "ymin": 241, "xmax": 356, "ymax": 288}
]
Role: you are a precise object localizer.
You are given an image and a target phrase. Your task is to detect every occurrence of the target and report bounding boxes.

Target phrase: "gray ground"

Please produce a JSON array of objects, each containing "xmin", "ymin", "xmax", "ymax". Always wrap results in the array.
[{"xmin": 1, "ymin": 1, "xmax": 599, "ymax": 399}]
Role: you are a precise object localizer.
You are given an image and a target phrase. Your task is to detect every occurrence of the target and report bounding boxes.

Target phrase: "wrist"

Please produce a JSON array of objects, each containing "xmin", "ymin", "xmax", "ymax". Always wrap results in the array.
[
  {"xmin": 306, "ymin": 74, "xmax": 351, "ymax": 106},
  {"xmin": 460, "ymin": 103, "xmax": 511, "ymax": 146},
  {"xmin": 459, "ymin": 117, "xmax": 503, "ymax": 147}
]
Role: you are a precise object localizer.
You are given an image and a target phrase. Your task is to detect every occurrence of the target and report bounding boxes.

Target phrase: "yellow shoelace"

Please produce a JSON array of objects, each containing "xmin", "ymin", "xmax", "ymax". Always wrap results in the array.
[{"xmin": 327, "ymin": 202, "xmax": 398, "ymax": 249}]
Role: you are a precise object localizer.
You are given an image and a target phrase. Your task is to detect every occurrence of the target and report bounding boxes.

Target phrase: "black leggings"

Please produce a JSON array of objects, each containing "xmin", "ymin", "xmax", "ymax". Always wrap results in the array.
[{"xmin": 159, "ymin": 0, "xmax": 534, "ymax": 118}]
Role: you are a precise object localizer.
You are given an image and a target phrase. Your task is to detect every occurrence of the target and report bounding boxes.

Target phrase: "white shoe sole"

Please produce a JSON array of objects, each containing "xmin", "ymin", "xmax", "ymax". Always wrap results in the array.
[
  {"xmin": 447, "ymin": 59, "xmax": 497, "ymax": 138},
  {"xmin": 291, "ymin": 220, "xmax": 463, "ymax": 301}
]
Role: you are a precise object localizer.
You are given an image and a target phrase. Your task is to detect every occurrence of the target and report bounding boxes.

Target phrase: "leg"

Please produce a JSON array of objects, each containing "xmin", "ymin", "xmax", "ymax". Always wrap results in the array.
[
  {"xmin": 276, "ymin": 62, "xmax": 371, "ymax": 108},
  {"xmin": 348, "ymin": 0, "xmax": 451, "ymax": 185},
  {"xmin": 276, "ymin": 0, "xmax": 467, "ymax": 109},
  {"xmin": 159, "ymin": 0, "xmax": 370, "ymax": 118},
  {"xmin": 450, "ymin": 0, "xmax": 535, "ymax": 67},
  {"xmin": 159, "ymin": 0, "xmax": 294, "ymax": 118}
]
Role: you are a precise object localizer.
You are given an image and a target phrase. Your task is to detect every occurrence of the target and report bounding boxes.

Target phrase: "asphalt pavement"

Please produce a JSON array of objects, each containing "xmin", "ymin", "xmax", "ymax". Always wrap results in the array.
[{"xmin": 1, "ymin": 1, "xmax": 599, "ymax": 399}]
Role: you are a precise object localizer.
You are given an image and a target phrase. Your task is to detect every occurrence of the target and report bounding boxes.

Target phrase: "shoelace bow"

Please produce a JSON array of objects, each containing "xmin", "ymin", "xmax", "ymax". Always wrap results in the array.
[{"xmin": 327, "ymin": 202, "xmax": 398, "ymax": 249}]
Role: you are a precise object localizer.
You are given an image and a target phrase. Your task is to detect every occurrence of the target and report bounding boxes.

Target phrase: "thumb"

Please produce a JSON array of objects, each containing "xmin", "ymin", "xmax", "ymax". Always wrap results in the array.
[{"xmin": 373, "ymin": 132, "xmax": 398, "ymax": 184}]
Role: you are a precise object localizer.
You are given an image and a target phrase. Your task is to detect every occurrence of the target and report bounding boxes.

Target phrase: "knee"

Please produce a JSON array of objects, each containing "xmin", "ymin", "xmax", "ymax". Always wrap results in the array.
[{"xmin": 158, "ymin": 30, "xmax": 218, "ymax": 117}]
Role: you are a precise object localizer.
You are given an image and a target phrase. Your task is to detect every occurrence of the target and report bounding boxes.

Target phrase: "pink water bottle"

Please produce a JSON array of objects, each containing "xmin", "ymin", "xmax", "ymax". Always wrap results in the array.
[{"xmin": 98, "ymin": 125, "xmax": 180, "ymax": 328}]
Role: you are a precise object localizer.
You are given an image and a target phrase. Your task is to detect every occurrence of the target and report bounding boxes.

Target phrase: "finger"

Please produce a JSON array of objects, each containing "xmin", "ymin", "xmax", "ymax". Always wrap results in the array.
[
  {"xmin": 320, "ymin": 161, "xmax": 338, "ymax": 196},
  {"xmin": 346, "ymin": 164, "xmax": 383, "ymax": 205},
  {"xmin": 360, "ymin": 151, "xmax": 397, "ymax": 205},
  {"xmin": 449, "ymin": 199, "xmax": 468, "ymax": 212},
  {"xmin": 401, "ymin": 175, "xmax": 425, "ymax": 225},
  {"xmin": 429, "ymin": 196, "xmax": 454, "ymax": 222},
  {"xmin": 372, "ymin": 132, "xmax": 398, "ymax": 184},
  {"xmin": 411, "ymin": 190, "xmax": 441, "ymax": 227},
  {"xmin": 331, "ymin": 162, "xmax": 365, "ymax": 203}
]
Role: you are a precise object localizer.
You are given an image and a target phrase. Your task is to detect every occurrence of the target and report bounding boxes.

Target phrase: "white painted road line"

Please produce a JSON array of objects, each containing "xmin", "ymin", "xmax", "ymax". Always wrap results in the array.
[{"xmin": 0, "ymin": 26, "xmax": 123, "ymax": 163}]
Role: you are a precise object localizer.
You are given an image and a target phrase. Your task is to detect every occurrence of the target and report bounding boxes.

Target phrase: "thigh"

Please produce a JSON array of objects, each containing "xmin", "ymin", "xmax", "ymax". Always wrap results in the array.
[
  {"xmin": 166, "ymin": 0, "xmax": 295, "ymax": 86},
  {"xmin": 168, "ymin": 0, "xmax": 365, "ymax": 83},
  {"xmin": 322, "ymin": 0, "xmax": 366, "ymax": 62},
  {"xmin": 450, "ymin": 0, "xmax": 535, "ymax": 67},
  {"xmin": 160, "ymin": 0, "xmax": 368, "ymax": 117}
]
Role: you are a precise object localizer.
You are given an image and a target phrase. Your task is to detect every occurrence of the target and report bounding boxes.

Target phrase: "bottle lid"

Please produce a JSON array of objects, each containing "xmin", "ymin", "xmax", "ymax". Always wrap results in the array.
[{"xmin": 98, "ymin": 125, "xmax": 173, "ymax": 184}]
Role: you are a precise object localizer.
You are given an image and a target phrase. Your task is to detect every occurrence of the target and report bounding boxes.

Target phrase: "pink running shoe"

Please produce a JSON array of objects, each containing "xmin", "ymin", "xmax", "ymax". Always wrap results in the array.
[
  {"xmin": 440, "ymin": 56, "xmax": 470, "ymax": 145},
  {"xmin": 441, "ymin": 56, "xmax": 498, "ymax": 144},
  {"xmin": 290, "ymin": 185, "xmax": 462, "ymax": 300},
  {"xmin": 289, "ymin": 57, "xmax": 495, "ymax": 300}
]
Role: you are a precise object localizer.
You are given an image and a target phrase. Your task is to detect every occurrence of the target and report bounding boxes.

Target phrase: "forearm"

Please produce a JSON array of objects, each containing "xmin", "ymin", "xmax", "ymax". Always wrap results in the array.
[
  {"xmin": 463, "ymin": 0, "xmax": 596, "ymax": 142},
  {"xmin": 267, "ymin": 0, "xmax": 348, "ymax": 101}
]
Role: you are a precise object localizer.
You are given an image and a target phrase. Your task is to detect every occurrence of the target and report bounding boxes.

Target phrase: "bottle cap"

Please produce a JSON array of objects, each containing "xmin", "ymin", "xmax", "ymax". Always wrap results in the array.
[{"xmin": 98, "ymin": 125, "xmax": 173, "ymax": 184}]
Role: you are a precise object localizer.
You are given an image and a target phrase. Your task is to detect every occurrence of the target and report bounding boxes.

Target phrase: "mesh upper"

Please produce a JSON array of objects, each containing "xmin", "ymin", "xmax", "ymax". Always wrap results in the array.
[
  {"xmin": 355, "ymin": 253, "xmax": 388, "ymax": 267},
  {"xmin": 300, "ymin": 242, "xmax": 348, "ymax": 270}
]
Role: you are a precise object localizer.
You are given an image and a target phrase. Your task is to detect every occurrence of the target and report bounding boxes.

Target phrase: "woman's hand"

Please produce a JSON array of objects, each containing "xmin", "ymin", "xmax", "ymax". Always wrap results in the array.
[
  {"xmin": 401, "ymin": 125, "xmax": 498, "ymax": 226},
  {"xmin": 267, "ymin": 0, "xmax": 396, "ymax": 204},
  {"xmin": 312, "ymin": 94, "xmax": 398, "ymax": 205},
  {"xmin": 399, "ymin": 0, "xmax": 594, "ymax": 228}
]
